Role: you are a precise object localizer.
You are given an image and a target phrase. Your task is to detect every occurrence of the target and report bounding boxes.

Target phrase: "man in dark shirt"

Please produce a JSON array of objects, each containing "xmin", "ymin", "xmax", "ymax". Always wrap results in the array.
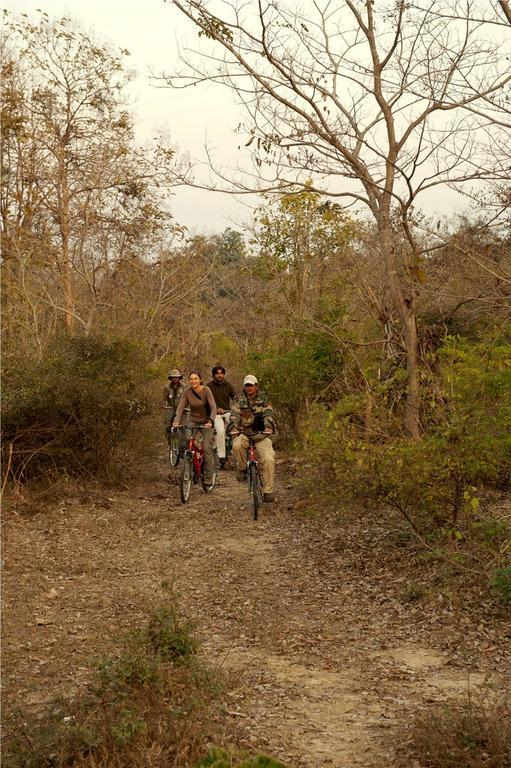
[{"xmin": 207, "ymin": 365, "xmax": 237, "ymax": 466}]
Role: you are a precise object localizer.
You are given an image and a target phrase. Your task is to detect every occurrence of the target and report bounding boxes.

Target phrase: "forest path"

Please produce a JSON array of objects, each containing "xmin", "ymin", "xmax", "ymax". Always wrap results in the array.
[{"xmin": 3, "ymin": 453, "xmax": 500, "ymax": 767}]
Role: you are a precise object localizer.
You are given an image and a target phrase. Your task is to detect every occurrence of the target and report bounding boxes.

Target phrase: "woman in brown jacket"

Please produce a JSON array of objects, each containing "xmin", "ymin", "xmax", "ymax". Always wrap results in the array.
[{"xmin": 173, "ymin": 371, "xmax": 217, "ymax": 489}]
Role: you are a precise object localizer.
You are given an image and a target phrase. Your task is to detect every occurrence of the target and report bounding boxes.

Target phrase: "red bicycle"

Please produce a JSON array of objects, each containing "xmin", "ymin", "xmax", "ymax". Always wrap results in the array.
[
  {"xmin": 230, "ymin": 430, "xmax": 268, "ymax": 520},
  {"xmin": 179, "ymin": 426, "xmax": 218, "ymax": 503}
]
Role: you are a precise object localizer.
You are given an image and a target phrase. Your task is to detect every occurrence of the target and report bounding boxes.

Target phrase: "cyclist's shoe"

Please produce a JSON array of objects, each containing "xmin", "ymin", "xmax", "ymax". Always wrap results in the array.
[
  {"xmin": 203, "ymin": 483, "xmax": 214, "ymax": 493},
  {"xmin": 236, "ymin": 469, "xmax": 247, "ymax": 482},
  {"xmin": 263, "ymin": 492, "xmax": 275, "ymax": 503}
]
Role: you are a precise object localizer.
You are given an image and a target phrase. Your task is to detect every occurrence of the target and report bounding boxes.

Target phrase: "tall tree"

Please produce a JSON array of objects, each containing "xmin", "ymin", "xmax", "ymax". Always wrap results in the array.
[
  {"xmin": 254, "ymin": 189, "xmax": 355, "ymax": 325},
  {"xmin": 168, "ymin": 0, "xmax": 511, "ymax": 437},
  {"xmin": 1, "ymin": 12, "xmax": 179, "ymax": 342}
]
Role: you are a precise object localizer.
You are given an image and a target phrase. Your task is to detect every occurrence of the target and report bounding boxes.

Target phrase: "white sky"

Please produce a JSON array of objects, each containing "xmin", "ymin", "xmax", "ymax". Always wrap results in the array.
[{"xmin": 7, "ymin": 0, "xmax": 254, "ymax": 233}]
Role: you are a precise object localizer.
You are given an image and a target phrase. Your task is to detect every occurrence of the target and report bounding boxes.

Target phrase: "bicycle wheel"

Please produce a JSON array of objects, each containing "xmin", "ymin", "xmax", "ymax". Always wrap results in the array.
[
  {"xmin": 180, "ymin": 454, "xmax": 192, "ymax": 503},
  {"xmin": 168, "ymin": 430, "xmax": 181, "ymax": 468},
  {"xmin": 203, "ymin": 453, "xmax": 218, "ymax": 493},
  {"xmin": 249, "ymin": 463, "xmax": 260, "ymax": 520}
]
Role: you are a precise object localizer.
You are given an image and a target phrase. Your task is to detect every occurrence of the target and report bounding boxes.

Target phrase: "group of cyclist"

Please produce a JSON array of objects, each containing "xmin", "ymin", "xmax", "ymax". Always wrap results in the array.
[{"xmin": 163, "ymin": 365, "xmax": 276, "ymax": 502}]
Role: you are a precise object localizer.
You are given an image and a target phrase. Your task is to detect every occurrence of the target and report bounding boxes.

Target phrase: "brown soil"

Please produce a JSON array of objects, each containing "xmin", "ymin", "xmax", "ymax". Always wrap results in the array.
[{"xmin": 2, "ymin": 454, "xmax": 510, "ymax": 767}]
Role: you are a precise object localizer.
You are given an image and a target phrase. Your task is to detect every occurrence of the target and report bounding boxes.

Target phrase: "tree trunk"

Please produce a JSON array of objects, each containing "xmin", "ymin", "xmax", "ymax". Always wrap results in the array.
[
  {"xmin": 379, "ymin": 215, "xmax": 421, "ymax": 439},
  {"xmin": 58, "ymin": 147, "xmax": 75, "ymax": 333},
  {"xmin": 403, "ymin": 309, "xmax": 420, "ymax": 439}
]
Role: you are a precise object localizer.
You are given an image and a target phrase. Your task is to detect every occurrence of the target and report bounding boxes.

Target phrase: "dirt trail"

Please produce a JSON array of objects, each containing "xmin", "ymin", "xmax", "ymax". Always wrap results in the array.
[{"xmin": 2, "ymin": 455, "xmax": 508, "ymax": 767}]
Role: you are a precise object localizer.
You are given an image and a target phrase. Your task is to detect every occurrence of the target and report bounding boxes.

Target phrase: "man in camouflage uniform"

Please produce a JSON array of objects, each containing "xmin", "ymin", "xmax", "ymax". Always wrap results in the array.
[
  {"xmin": 229, "ymin": 374, "xmax": 276, "ymax": 502},
  {"xmin": 163, "ymin": 369, "xmax": 186, "ymax": 445}
]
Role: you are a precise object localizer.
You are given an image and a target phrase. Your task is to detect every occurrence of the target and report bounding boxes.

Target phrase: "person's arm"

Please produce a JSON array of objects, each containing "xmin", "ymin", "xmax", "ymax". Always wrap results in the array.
[
  {"xmin": 262, "ymin": 394, "xmax": 275, "ymax": 432},
  {"xmin": 229, "ymin": 400, "xmax": 241, "ymax": 432},
  {"xmin": 173, "ymin": 389, "xmax": 188, "ymax": 425},
  {"xmin": 205, "ymin": 387, "xmax": 217, "ymax": 422},
  {"xmin": 163, "ymin": 385, "xmax": 169, "ymax": 405},
  {"xmin": 229, "ymin": 382, "xmax": 238, "ymax": 404}
]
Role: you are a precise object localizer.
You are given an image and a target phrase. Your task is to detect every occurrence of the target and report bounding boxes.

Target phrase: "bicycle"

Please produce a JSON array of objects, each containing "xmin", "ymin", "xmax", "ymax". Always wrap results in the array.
[
  {"xmin": 219, "ymin": 430, "xmax": 234, "ymax": 470},
  {"xmin": 163, "ymin": 405, "xmax": 182, "ymax": 468},
  {"xmin": 229, "ymin": 431, "xmax": 267, "ymax": 520},
  {"xmin": 179, "ymin": 425, "xmax": 218, "ymax": 504}
]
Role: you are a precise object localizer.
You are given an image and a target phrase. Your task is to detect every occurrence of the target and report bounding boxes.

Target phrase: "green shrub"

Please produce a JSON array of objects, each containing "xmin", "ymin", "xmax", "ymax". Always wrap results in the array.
[
  {"xmin": 490, "ymin": 566, "xmax": 511, "ymax": 605},
  {"xmin": 145, "ymin": 605, "xmax": 199, "ymax": 664},
  {"xmin": 1, "ymin": 333, "xmax": 155, "ymax": 484},
  {"xmin": 249, "ymin": 330, "xmax": 344, "ymax": 440},
  {"xmin": 196, "ymin": 749, "xmax": 287, "ymax": 768},
  {"xmin": 305, "ymin": 337, "xmax": 510, "ymax": 533}
]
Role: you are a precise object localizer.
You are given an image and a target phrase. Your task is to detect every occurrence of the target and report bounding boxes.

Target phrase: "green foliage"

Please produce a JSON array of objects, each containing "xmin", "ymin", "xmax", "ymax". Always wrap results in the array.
[
  {"xmin": 145, "ymin": 605, "xmax": 199, "ymax": 664},
  {"xmin": 253, "ymin": 189, "xmax": 355, "ymax": 282},
  {"xmin": 196, "ymin": 749, "xmax": 287, "ymax": 768},
  {"xmin": 490, "ymin": 566, "xmax": 511, "ymax": 605},
  {"xmin": 209, "ymin": 332, "xmax": 241, "ymax": 367},
  {"xmin": 216, "ymin": 228, "xmax": 247, "ymax": 266},
  {"xmin": 1, "ymin": 333, "xmax": 155, "ymax": 483},
  {"xmin": 249, "ymin": 331, "xmax": 344, "ymax": 439},
  {"xmin": 306, "ymin": 337, "xmax": 510, "ymax": 537},
  {"xmin": 97, "ymin": 599, "xmax": 198, "ymax": 694}
]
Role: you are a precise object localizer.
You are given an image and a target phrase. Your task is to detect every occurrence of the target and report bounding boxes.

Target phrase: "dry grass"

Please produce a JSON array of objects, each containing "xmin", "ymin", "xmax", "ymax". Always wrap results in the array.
[
  {"xmin": 2, "ymin": 601, "xmax": 223, "ymax": 768},
  {"xmin": 406, "ymin": 690, "xmax": 511, "ymax": 768}
]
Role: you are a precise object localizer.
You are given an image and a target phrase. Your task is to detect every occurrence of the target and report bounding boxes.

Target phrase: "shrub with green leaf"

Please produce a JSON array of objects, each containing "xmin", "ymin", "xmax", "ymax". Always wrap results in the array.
[
  {"xmin": 249, "ymin": 330, "xmax": 344, "ymax": 440},
  {"xmin": 1, "ymin": 333, "xmax": 155, "ymax": 484},
  {"xmin": 196, "ymin": 748, "xmax": 288, "ymax": 768},
  {"xmin": 306, "ymin": 337, "xmax": 510, "ymax": 536},
  {"xmin": 490, "ymin": 566, "xmax": 511, "ymax": 605},
  {"xmin": 3, "ymin": 601, "xmax": 217, "ymax": 768}
]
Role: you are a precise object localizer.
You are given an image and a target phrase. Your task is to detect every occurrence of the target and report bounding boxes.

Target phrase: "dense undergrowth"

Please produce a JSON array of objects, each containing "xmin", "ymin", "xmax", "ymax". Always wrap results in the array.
[
  {"xmin": 1, "ymin": 334, "xmax": 156, "ymax": 489},
  {"xmin": 301, "ymin": 335, "xmax": 511, "ymax": 604}
]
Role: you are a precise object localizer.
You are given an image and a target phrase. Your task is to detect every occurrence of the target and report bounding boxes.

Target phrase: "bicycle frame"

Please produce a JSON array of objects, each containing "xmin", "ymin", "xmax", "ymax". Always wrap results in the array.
[
  {"xmin": 245, "ymin": 433, "xmax": 265, "ymax": 520},
  {"xmin": 185, "ymin": 427, "xmax": 205, "ymax": 482},
  {"xmin": 179, "ymin": 425, "xmax": 217, "ymax": 503},
  {"xmin": 187, "ymin": 427, "xmax": 204, "ymax": 482}
]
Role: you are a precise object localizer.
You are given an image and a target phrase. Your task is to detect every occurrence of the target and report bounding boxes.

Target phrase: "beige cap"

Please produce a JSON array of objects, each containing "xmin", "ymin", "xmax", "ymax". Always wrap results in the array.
[
  {"xmin": 168, "ymin": 369, "xmax": 183, "ymax": 378},
  {"xmin": 243, "ymin": 374, "xmax": 258, "ymax": 385}
]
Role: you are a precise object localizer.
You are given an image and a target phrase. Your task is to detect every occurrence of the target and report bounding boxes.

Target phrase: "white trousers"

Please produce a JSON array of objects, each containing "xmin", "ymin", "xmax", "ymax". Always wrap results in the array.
[{"xmin": 214, "ymin": 412, "xmax": 230, "ymax": 458}]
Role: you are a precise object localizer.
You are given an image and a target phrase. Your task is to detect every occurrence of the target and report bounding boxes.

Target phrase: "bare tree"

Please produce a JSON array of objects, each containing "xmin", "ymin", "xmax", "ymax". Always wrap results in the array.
[
  {"xmin": 167, "ymin": 0, "xmax": 511, "ymax": 437},
  {"xmin": 1, "ymin": 12, "xmax": 185, "ymax": 346}
]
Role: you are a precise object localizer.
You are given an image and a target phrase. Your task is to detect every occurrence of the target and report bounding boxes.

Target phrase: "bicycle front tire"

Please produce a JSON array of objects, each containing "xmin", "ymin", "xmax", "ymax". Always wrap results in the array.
[
  {"xmin": 203, "ymin": 452, "xmax": 219, "ymax": 493},
  {"xmin": 249, "ymin": 463, "xmax": 260, "ymax": 520},
  {"xmin": 180, "ymin": 455, "xmax": 192, "ymax": 503},
  {"xmin": 168, "ymin": 431, "xmax": 181, "ymax": 468}
]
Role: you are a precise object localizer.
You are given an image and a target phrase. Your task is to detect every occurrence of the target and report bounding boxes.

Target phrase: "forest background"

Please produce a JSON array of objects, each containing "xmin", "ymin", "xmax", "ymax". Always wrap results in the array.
[{"xmin": 1, "ymin": 1, "xmax": 511, "ymax": 626}]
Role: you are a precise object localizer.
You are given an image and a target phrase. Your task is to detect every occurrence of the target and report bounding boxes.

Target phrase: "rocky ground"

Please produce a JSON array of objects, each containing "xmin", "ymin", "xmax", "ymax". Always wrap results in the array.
[{"xmin": 2, "ymin": 452, "xmax": 510, "ymax": 767}]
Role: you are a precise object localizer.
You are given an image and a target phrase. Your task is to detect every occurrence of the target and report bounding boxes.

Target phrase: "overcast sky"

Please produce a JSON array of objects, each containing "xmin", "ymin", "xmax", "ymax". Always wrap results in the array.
[
  {"xmin": 7, "ymin": 0, "xmax": 254, "ymax": 233},
  {"xmin": 8, "ymin": 0, "xmax": 491, "ymax": 234}
]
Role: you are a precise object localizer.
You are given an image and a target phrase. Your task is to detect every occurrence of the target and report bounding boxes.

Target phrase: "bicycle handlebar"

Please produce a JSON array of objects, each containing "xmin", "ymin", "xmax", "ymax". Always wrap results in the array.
[{"xmin": 229, "ymin": 429, "xmax": 273, "ymax": 437}]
